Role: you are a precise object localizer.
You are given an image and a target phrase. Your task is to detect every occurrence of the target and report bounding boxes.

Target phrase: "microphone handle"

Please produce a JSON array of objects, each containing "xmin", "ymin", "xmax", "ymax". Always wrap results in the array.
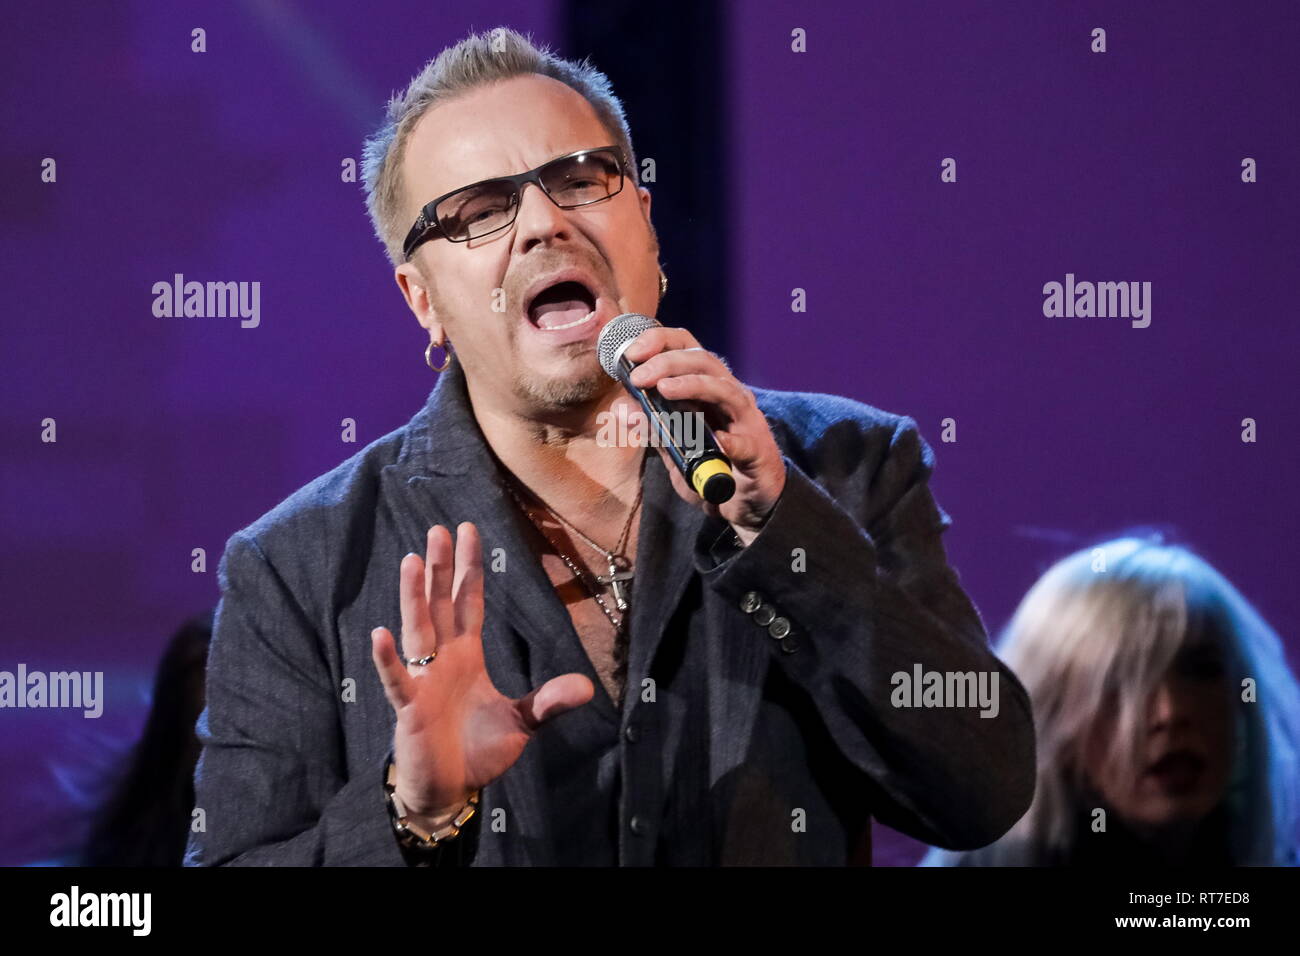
[{"xmin": 615, "ymin": 355, "xmax": 735, "ymax": 502}]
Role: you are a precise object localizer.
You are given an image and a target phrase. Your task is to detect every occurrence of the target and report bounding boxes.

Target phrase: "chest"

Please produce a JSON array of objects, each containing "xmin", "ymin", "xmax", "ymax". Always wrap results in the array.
[{"xmin": 532, "ymin": 524, "xmax": 640, "ymax": 705}]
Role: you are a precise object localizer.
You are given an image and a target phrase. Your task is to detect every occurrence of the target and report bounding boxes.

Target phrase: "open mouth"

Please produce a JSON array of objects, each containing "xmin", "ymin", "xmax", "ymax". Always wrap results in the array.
[
  {"xmin": 526, "ymin": 280, "xmax": 598, "ymax": 331},
  {"xmin": 1144, "ymin": 750, "xmax": 1206, "ymax": 792}
]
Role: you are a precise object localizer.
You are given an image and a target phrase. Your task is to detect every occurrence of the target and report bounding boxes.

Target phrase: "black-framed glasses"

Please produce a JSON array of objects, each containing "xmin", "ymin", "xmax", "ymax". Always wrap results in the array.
[{"xmin": 402, "ymin": 145, "xmax": 629, "ymax": 259}]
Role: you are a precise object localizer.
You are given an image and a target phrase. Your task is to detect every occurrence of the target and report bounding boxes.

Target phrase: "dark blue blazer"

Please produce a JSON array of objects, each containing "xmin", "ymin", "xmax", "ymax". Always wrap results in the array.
[{"xmin": 185, "ymin": 360, "xmax": 1035, "ymax": 866}]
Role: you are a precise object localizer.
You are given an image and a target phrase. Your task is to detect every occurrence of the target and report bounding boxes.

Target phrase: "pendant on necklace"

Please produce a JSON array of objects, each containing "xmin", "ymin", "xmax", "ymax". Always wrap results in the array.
[{"xmin": 596, "ymin": 554, "xmax": 633, "ymax": 612}]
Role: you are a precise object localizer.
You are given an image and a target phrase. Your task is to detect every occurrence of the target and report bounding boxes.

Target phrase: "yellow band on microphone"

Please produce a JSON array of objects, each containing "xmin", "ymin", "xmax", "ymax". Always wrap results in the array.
[{"xmin": 690, "ymin": 457, "xmax": 733, "ymax": 498}]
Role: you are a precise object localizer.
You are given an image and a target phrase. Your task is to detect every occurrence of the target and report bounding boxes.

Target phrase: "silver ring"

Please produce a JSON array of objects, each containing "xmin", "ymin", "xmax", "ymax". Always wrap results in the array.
[{"xmin": 405, "ymin": 653, "xmax": 436, "ymax": 667}]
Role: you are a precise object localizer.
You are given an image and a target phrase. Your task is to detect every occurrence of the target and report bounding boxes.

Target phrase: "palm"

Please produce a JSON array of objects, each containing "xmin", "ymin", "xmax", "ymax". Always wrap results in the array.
[{"xmin": 372, "ymin": 522, "xmax": 593, "ymax": 816}]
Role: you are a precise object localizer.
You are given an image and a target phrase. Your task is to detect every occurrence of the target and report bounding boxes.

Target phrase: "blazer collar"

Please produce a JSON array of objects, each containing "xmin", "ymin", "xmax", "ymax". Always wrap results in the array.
[
  {"xmin": 384, "ymin": 361, "xmax": 705, "ymax": 725},
  {"xmin": 394, "ymin": 358, "xmax": 488, "ymax": 478}
]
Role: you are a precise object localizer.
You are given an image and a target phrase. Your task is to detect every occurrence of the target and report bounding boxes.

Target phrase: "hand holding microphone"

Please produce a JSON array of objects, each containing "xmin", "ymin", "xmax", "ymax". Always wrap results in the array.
[{"xmin": 598, "ymin": 308, "xmax": 788, "ymax": 543}]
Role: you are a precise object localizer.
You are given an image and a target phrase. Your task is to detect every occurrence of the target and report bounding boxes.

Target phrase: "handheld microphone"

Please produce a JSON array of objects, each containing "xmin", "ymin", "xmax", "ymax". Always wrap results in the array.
[{"xmin": 597, "ymin": 313, "xmax": 736, "ymax": 505}]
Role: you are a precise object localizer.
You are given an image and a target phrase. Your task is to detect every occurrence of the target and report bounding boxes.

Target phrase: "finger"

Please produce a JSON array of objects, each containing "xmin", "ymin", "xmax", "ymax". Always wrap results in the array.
[
  {"xmin": 451, "ymin": 522, "xmax": 485, "ymax": 649},
  {"xmin": 371, "ymin": 626, "xmax": 415, "ymax": 710},
  {"xmin": 659, "ymin": 443, "xmax": 702, "ymax": 500},
  {"xmin": 514, "ymin": 673, "xmax": 595, "ymax": 730},
  {"xmin": 397, "ymin": 552, "xmax": 433, "ymax": 660},
  {"xmin": 646, "ymin": 441, "xmax": 723, "ymax": 518},
  {"xmin": 708, "ymin": 428, "xmax": 760, "ymax": 467},
  {"xmin": 659, "ymin": 440, "xmax": 718, "ymax": 502},
  {"xmin": 424, "ymin": 524, "xmax": 457, "ymax": 645},
  {"xmin": 621, "ymin": 325, "xmax": 701, "ymax": 364},
  {"xmin": 628, "ymin": 347, "xmax": 731, "ymax": 389},
  {"xmin": 654, "ymin": 373, "xmax": 754, "ymax": 425}
]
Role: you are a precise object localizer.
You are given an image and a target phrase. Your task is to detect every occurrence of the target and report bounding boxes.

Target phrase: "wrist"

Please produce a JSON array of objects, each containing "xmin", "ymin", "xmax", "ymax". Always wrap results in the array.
[
  {"xmin": 401, "ymin": 799, "xmax": 467, "ymax": 832},
  {"xmin": 730, "ymin": 461, "xmax": 788, "ymax": 546},
  {"xmin": 387, "ymin": 761, "xmax": 474, "ymax": 818},
  {"xmin": 732, "ymin": 498, "xmax": 778, "ymax": 547},
  {"xmin": 384, "ymin": 761, "xmax": 479, "ymax": 849}
]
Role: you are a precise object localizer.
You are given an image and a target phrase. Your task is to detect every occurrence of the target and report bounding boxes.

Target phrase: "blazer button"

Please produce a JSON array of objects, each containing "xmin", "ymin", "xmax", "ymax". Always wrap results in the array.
[
  {"xmin": 753, "ymin": 605, "xmax": 775, "ymax": 627},
  {"xmin": 740, "ymin": 591, "xmax": 763, "ymax": 614},
  {"xmin": 780, "ymin": 636, "xmax": 800, "ymax": 654},
  {"xmin": 768, "ymin": 617, "xmax": 791, "ymax": 639},
  {"xmin": 624, "ymin": 724, "xmax": 640, "ymax": 743},
  {"xmin": 629, "ymin": 815, "xmax": 646, "ymax": 836}
]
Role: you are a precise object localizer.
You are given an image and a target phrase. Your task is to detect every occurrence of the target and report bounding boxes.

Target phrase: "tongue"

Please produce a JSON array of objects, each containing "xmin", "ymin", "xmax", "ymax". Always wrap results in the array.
[{"xmin": 530, "ymin": 298, "xmax": 591, "ymax": 329}]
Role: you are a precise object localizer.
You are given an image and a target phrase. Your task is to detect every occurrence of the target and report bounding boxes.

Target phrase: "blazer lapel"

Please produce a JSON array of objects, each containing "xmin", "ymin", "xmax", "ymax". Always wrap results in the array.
[
  {"xmin": 381, "ymin": 362, "xmax": 602, "ymax": 687},
  {"xmin": 623, "ymin": 450, "xmax": 705, "ymax": 701}
]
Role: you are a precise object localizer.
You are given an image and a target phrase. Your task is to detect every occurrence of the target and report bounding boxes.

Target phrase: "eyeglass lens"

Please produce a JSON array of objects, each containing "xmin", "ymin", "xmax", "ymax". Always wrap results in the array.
[{"xmin": 434, "ymin": 150, "xmax": 623, "ymax": 241}]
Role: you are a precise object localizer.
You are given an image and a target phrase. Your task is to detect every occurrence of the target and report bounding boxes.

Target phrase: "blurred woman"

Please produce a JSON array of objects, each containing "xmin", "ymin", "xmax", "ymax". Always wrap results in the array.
[
  {"xmin": 924, "ymin": 537, "xmax": 1300, "ymax": 866},
  {"xmin": 79, "ymin": 609, "xmax": 214, "ymax": 866}
]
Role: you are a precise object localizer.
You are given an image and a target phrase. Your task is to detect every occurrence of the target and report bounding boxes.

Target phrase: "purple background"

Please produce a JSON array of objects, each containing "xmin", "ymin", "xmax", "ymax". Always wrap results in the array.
[
  {"xmin": 727, "ymin": 0, "xmax": 1300, "ymax": 860},
  {"xmin": 2, "ymin": 1, "xmax": 1296, "ymax": 866}
]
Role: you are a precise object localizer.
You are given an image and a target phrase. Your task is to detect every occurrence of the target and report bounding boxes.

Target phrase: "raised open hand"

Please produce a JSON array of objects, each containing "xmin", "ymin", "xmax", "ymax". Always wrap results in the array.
[{"xmin": 370, "ymin": 522, "xmax": 594, "ymax": 825}]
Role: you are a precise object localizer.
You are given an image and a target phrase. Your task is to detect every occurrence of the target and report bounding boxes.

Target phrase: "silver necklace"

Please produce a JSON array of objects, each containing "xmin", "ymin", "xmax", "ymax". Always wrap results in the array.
[{"xmin": 504, "ymin": 460, "xmax": 644, "ymax": 632}]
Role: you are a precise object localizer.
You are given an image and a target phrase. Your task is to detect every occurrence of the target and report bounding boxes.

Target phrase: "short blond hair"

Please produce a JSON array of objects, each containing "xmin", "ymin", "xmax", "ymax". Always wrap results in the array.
[{"xmin": 361, "ymin": 26, "xmax": 640, "ymax": 267}]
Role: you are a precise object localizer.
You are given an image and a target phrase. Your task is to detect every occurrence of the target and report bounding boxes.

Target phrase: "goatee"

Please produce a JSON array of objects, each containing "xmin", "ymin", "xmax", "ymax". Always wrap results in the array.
[{"xmin": 513, "ymin": 358, "xmax": 611, "ymax": 410}]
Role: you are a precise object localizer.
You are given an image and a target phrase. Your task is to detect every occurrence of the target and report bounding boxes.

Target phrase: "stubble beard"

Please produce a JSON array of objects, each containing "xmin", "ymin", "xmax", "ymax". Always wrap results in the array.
[{"xmin": 511, "ymin": 346, "xmax": 612, "ymax": 410}]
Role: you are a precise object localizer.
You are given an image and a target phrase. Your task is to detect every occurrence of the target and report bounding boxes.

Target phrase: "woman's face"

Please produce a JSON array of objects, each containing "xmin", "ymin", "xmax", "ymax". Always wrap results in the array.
[{"xmin": 1082, "ymin": 638, "xmax": 1235, "ymax": 830}]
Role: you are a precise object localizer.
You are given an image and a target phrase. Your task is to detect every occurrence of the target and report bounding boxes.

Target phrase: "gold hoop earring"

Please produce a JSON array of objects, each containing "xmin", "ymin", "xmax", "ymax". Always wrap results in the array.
[
  {"xmin": 425, "ymin": 339, "xmax": 452, "ymax": 372},
  {"xmin": 658, "ymin": 267, "xmax": 668, "ymax": 299}
]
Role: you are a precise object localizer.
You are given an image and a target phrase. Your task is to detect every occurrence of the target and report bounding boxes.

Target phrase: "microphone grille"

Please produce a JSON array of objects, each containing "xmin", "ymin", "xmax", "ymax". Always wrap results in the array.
[{"xmin": 597, "ymin": 312, "xmax": 661, "ymax": 378}]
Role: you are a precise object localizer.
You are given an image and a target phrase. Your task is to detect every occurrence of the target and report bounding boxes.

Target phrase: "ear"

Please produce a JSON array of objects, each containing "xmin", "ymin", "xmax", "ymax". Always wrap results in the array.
[
  {"xmin": 394, "ymin": 260, "xmax": 444, "ymax": 341},
  {"xmin": 637, "ymin": 185, "xmax": 652, "ymax": 220}
]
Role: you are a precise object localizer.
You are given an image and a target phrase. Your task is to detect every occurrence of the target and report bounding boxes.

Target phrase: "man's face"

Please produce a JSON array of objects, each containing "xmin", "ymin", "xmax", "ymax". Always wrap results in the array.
[{"xmin": 394, "ymin": 74, "xmax": 661, "ymax": 413}]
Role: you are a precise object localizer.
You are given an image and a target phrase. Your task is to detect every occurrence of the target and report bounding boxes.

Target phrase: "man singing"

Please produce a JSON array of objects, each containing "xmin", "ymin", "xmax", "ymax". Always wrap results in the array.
[{"xmin": 185, "ymin": 27, "xmax": 1035, "ymax": 866}]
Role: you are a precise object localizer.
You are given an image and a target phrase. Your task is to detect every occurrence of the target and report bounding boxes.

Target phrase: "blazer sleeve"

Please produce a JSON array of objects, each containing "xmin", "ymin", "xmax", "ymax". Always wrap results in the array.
[
  {"xmin": 184, "ymin": 531, "xmax": 414, "ymax": 866},
  {"xmin": 693, "ymin": 413, "xmax": 1036, "ymax": 851}
]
